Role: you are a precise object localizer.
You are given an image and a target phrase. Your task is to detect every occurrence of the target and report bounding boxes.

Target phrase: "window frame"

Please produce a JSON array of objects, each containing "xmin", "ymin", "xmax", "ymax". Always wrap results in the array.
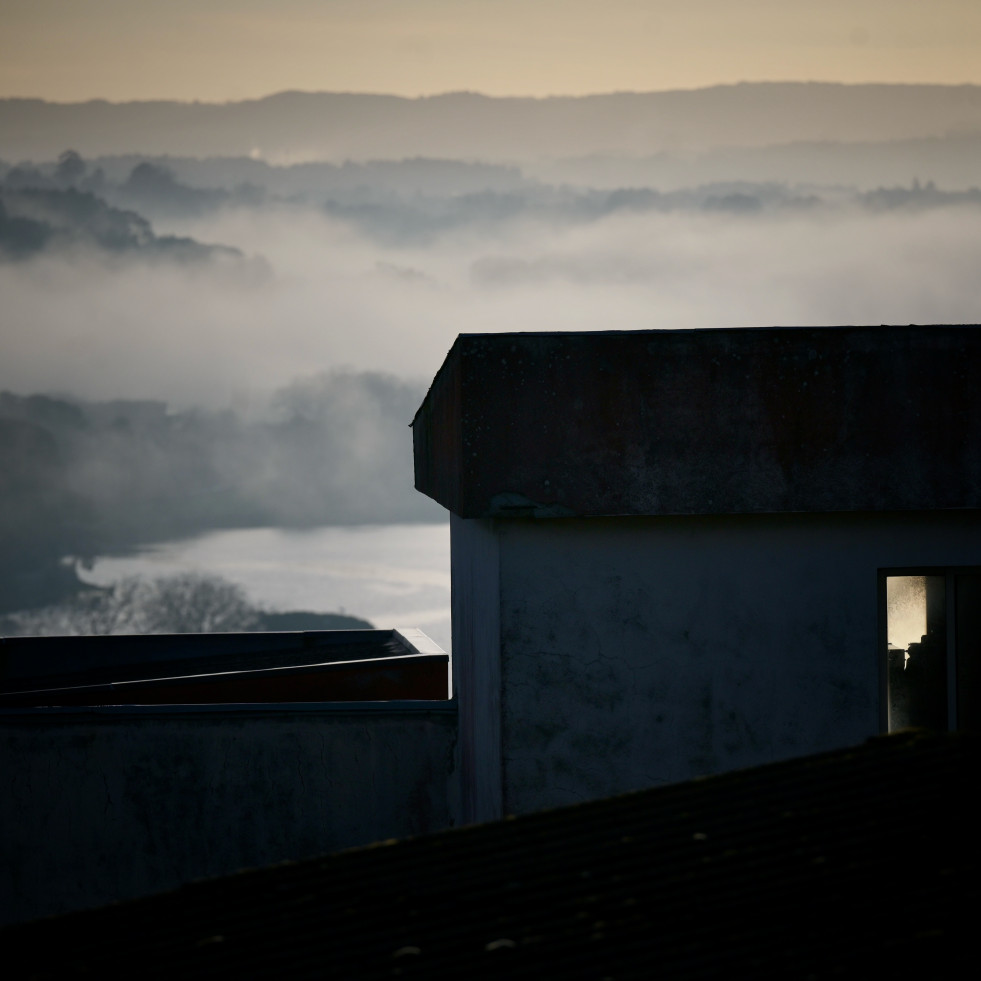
[{"xmin": 878, "ymin": 566, "xmax": 981, "ymax": 733}]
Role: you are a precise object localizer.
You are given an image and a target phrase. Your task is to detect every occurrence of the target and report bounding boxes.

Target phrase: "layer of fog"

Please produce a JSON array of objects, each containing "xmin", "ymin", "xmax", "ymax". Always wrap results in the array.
[{"xmin": 3, "ymin": 196, "xmax": 981, "ymax": 408}]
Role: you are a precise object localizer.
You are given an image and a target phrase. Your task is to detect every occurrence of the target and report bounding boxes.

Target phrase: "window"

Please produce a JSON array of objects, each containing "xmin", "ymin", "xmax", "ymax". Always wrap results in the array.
[{"xmin": 881, "ymin": 570, "xmax": 981, "ymax": 733}]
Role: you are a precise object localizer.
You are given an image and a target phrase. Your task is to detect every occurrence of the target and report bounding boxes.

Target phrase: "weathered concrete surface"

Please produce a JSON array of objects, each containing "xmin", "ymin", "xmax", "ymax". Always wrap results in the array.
[
  {"xmin": 491, "ymin": 509, "xmax": 981, "ymax": 814},
  {"xmin": 413, "ymin": 326, "xmax": 981, "ymax": 518},
  {"xmin": 0, "ymin": 704, "xmax": 457, "ymax": 925},
  {"xmin": 450, "ymin": 514, "xmax": 502, "ymax": 824}
]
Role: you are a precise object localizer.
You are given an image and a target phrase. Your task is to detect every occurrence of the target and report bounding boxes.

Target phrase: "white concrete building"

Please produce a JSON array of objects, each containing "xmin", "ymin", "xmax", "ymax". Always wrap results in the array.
[
  {"xmin": 5, "ymin": 324, "xmax": 979, "ymax": 925},
  {"xmin": 412, "ymin": 325, "xmax": 981, "ymax": 823}
]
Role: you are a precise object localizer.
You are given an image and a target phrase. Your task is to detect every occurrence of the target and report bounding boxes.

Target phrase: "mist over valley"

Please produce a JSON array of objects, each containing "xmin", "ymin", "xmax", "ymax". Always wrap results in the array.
[{"xmin": 3, "ymin": 83, "xmax": 981, "ymax": 632}]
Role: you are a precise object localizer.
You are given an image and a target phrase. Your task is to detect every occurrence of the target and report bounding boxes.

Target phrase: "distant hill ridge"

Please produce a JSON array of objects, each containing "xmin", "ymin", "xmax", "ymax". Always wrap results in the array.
[{"xmin": 4, "ymin": 83, "xmax": 981, "ymax": 162}]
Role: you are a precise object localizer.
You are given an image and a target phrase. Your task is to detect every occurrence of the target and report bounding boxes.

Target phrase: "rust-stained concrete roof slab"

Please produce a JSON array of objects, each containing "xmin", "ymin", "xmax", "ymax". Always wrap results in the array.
[{"xmin": 412, "ymin": 325, "xmax": 981, "ymax": 518}]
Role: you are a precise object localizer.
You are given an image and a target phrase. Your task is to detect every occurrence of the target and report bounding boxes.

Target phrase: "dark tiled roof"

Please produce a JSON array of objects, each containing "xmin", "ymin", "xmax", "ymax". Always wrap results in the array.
[
  {"xmin": 413, "ymin": 326, "xmax": 981, "ymax": 518},
  {"xmin": 4, "ymin": 729, "xmax": 976, "ymax": 978}
]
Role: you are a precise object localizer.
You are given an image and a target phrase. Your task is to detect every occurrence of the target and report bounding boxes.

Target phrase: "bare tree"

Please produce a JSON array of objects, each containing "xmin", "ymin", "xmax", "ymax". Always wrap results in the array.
[{"xmin": 3, "ymin": 573, "xmax": 261, "ymax": 636}]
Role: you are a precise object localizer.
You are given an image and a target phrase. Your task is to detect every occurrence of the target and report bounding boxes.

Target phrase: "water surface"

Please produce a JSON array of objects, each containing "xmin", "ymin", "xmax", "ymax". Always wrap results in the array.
[{"xmin": 81, "ymin": 522, "xmax": 452, "ymax": 651}]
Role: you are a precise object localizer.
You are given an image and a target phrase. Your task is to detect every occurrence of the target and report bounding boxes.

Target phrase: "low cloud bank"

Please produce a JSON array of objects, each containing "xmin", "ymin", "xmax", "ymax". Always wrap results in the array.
[{"xmin": 3, "ymin": 190, "xmax": 981, "ymax": 408}]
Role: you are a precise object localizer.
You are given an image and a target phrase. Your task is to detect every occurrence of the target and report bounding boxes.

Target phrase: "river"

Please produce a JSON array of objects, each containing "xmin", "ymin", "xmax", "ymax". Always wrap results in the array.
[{"xmin": 79, "ymin": 522, "xmax": 452, "ymax": 652}]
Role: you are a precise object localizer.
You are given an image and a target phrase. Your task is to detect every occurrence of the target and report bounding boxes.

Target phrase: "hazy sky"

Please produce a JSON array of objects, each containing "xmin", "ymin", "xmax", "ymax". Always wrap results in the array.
[{"xmin": 3, "ymin": 0, "xmax": 981, "ymax": 102}]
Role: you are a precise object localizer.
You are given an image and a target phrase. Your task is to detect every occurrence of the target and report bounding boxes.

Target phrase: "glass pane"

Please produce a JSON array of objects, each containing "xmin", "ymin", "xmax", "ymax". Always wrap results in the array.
[{"xmin": 886, "ymin": 575, "xmax": 947, "ymax": 731}]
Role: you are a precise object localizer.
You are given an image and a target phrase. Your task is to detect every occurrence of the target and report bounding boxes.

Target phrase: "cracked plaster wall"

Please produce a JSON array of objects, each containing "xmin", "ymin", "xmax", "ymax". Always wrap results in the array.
[{"xmin": 493, "ymin": 510, "xmax": 981, "ymax": 814}]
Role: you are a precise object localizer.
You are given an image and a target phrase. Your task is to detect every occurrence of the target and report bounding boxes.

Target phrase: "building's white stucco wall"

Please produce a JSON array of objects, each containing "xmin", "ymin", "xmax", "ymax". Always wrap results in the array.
[
  {"xmin": 450, "ymin": 514, "xmax": 502, "ymax": 823},
  {"xmin": 0, "ymin": 704, "xmax": 457, "ymax": 925},
  {"xmin": 489, "ymin": 510, "xmax": 981, "ymax": 814}
]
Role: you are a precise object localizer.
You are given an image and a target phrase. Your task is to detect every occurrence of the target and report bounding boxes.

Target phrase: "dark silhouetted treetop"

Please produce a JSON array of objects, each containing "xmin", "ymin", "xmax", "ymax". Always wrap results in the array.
[{"xmin": 54, "ymin": 149, "xmax": 86, "ymax": 186}]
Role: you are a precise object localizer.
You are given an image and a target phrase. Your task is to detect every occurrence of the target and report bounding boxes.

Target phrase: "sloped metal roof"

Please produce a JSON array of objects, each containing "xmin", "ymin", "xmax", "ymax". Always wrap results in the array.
[{"xmin": 0, "ymin": 628, "xmax": 449, "ymax": 704}]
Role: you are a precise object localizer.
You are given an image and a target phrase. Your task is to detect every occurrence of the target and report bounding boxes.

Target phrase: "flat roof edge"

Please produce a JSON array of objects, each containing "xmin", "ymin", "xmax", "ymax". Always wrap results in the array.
[{"xmin": 0, "ymin": 700, "xmax": 459, "ymax": 719}]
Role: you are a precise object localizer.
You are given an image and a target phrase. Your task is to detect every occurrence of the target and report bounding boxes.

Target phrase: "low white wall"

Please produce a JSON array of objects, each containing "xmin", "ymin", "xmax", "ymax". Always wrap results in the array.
[
  {"xmin": 0, "ymin": 702, "xmax": 457, "ymax": 925},
  {"xmin": 491, "ymin": 510, "xmax": 981, "ymax": 813}
]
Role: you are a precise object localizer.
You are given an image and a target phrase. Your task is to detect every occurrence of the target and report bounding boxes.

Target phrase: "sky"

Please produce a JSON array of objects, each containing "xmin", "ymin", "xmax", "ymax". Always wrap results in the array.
[{"xmin": 2, "ymin": 0, "xmax": 981, "ymax": 102}]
